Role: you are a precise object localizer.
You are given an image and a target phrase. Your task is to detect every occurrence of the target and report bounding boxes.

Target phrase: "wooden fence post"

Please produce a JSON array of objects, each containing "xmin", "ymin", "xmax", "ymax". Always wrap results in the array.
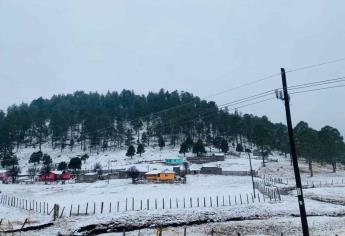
[
  {"xmin": 77, "ymin": 204, "xmax": 80, "ymax": 216},
  {"xmin": 101, "ymin": 202, "xmax": 104, "ymax": 214},
  {"xmin": 70, "ymin": 204, "xmax": 73, "ymax": 217},
  {"xmin": 86, "ymin": 203, "xmax": 88, "ymax": 215},
  {"xmin": 94, "ymin": 202, "xmax": 96, "ymax": 214},
  {"xmin": 132, "ymin": 198, "xmax": 134, "ymax": 211}
]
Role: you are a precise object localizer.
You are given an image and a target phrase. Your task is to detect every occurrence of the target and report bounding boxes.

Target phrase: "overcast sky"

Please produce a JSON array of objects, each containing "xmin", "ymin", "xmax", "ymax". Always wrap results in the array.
[{"xmin": 1, "ymin": 0, "xmax": 345, "ymax": 134}]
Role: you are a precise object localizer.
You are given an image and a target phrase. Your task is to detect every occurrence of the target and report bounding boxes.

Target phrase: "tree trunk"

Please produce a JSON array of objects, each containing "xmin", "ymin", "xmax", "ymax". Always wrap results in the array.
[
  {"xmin": 308, "ymin": 158, "xmax": 313, "ymax": 177},
  {"xmin": 332, "ymin": 162, "xmax": 337, "ymax": 173},
  {"xmin": 261, "ymin": 146, "xmax": 265, "ymax": 167}
]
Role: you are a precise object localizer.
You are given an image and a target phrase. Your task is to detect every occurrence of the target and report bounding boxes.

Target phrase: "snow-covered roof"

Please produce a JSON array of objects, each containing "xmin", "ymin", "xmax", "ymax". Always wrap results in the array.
[
  {"xmin": 145, "ymin": 169, "xmax": 175, "ymax": 175},
  {"xmin": 213, "ymin": 153, "xmax": 224, "ymax": 156},
  {"xmin": 51, "ymin": 171, "xmax": 63, "ymax": 175},
  {"xmin": 166, "ymin": 157, "xmax": 183, "ymax": 160},
  {"xmin": 84, "ymin": 172, "xmax": 98, "ymax": 176},
  {"xmin": 145, "ymin": 170, "xmax": 161, "ymax": 175}
]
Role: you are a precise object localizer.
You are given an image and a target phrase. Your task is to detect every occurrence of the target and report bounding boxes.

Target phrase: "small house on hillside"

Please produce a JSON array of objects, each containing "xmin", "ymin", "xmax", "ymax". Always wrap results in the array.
[
  {"xmin": 144, "ymin": 169, "xmax": 176, "ymax": 182},
  {"xmin": 165, "ymin": 157, "xmax": 183, "ymax": 165},
  {"xmin": 39, "ymin": 171, "xmax": 71, "ymax": 182},
  {"xmin": 77, "ymin": 172, "xmax": 98, "ymax": 183},
  {"xmin": 200, "ymin": 166, "xmax": 222, "ymax": 175}
]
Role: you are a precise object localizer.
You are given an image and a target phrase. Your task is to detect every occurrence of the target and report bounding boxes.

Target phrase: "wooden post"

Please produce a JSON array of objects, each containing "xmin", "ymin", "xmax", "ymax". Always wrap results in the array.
[
  {"xmin": 101, "ymin": 202, "xmax": 104, "ymax": 214},
  {"xmin": 183, "ymin": 198, "xmax": 186, "ymax": 208},
  {"xmin": 155, "ymin": 199, "xmax": 157, "ymax": 209},
  {"xmin": 229, "ymin": 195, "xmax": 231, "ymax": 206},
  {"xmin": 86, "ymin": 203, "xmax": 89, "ymax": 215},
  {"xmin": 77, "ymin": 204, "xmax": 80, "ymax": 216},
  {"xmin": 216, "ymin": 196, "xmax": 219, "ymax": 207},
  {"xmin": 176, "ymin": 198, "xmax": 179, "ymax": 208},
  {"xmin": 132, "ymin": 198, "xmax": 134, "ymax": 211},
  {"xmin": 197, "ymin": 197, "xmax": 200, "ymax": 208},
  {"xmin": 94, "ymin": 202, "xmax": 96, "ymax": 214},
  {"xmin": 110, "ymin": 202, "xmax": 112, "ymax": 213},
  {"xmin": 60, "ymin": 207, "xmax": 65, "ymax": 218},
  {"xmin": 170, "ymin": 198, "xmax": 172, "ymax": 209},
  {"xmin": 70, "ymin": 204, "xmax": 73, "ymax": 217},
  {"xmin": 117, "ymin": 201, "xmax": 120, "ymax": 212},
  {"xmin": 125, "ymin": 198, "xmax": 128, "ymax": 211},
  {"xmin": 204, "ymin": 197, "xmax": 206, "ymax": 207},
  {"xmin": 190, "ymin": 197, "xmax": 192, "ymax": 208},
  {"xmin": 240, "ymin": 194, "xmax": 242, "ymax": 204},
  {"xmin": 162, "ymin": 198, "xmax": 165, "ymax": 209},
  {"xmin": 140, "ymin": 200, "xmax": 143, "ymax": 210},
  {"xmin": 210, "ymin": 197, "xmax": 212, "ymax": 207}
]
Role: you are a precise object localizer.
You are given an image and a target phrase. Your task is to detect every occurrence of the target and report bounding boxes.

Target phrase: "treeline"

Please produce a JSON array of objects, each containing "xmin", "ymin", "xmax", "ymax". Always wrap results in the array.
[{"xmin": 0, "ymin": 89, "xmax": 344, "ymax": 175}]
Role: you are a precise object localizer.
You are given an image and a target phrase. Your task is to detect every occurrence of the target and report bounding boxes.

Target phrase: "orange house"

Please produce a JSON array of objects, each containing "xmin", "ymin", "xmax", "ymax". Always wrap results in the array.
[{"xmin": 145, "ymin": 170, "xmax": 176, "ymax": 182}]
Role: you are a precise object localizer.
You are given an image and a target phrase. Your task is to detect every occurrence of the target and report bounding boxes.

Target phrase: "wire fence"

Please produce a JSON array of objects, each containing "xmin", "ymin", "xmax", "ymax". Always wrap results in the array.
[{"xmin": 0, "ymin": 191, "xmax": 280, "ymax": 219}]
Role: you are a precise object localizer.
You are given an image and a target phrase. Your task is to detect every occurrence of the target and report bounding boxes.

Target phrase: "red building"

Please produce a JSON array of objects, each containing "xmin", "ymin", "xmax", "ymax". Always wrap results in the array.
[
  {"xmin": 0, "ymin": 170, "xmax": 10, "ymax": 182},
  {"xmin": 39, "ymin": 171, "xmax": 71, "ymax": 182}
]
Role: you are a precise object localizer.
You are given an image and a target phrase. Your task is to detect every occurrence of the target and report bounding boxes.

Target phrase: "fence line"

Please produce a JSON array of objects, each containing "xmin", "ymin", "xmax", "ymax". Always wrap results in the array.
[{"xmin": 0, "ymin": 190, "xmax": 279, "ymax": 219}]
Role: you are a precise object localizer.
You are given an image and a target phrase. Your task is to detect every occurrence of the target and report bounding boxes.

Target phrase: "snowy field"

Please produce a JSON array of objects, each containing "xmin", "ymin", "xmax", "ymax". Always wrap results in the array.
[
  {"xmin": 1, "ymin": 175, "xmax": 258, "ymax": 214},
  {"xmin": 2, "ymin": 146, "xmax": 345, "ymax": 235},
  {"xmin": 13, "ymin": 145, "xmax": 262, "ymax": 173}
]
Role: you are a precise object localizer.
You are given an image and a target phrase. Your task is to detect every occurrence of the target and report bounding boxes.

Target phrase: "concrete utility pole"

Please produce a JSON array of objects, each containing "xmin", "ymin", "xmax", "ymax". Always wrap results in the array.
[{"xmin": 279, "ymin": 68, "xmax": 309, "ymax": 236}]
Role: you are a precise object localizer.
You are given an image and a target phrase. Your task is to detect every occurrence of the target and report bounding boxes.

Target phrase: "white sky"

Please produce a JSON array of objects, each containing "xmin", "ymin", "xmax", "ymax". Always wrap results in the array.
[{"xmin": 1, "ymin": 0, "xmax": 345, "ymax": 134}]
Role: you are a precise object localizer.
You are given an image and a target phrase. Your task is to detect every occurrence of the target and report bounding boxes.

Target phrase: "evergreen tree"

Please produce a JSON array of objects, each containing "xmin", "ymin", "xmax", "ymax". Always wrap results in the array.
[
  {"xmin": 137, "ymin": 143, "xmax": 145, "ymax": 156},
  {"xmin": 213, "ymin": 136, "xmax": 222, "ymax": 152},
  {"xmin": 57, "ymin": 161, "xmax": 68, "ymax": 171},
  {"xmin": 141, "ymin": 132, "xmax": 148, "ymax": 146},
  {"xmin": 192, "ymin": 139, "xmax": 206, "ymax": 157},
  {"xmin": 125, "ymin": 129, "xmax": 134, "ymax": 147},
  {"xmin": 253, "ymin": 124, "xmax": 269, "ymax": 167},
  {"xmin": 127, "ymin": 166, "xmax": 139, "ymax": 184},
  {"xmin": 80, "ymin": 153, "xmax": 89, "ymax": 164},
  {"xmin": 179, "ymin": 142, "xmax": 189, "ymax": 156},
  {"xmin": 158, "ymin": 136, "xmax": 165, "ymax": 150},
  {"xmin": 68, "ymin": 157, "xmax": 82, "ymax": 170},
  {"xmin": 42, "ymin": 154, "xmax": 52, "ymax": 166},
  {"xmin": 220, "ymin": 139, "xmax": 229, "ymax": 153},
  {"xmin": 126, "ymin": 145, "xmax": 135, "ymax": 159},
  {"xmin": 236, "ymin": 143, "xmax": 244, "ymax": 152},
  {"xmin": 185, "ymin": 136, "xmax": 194, "ymax": 150},
  {"xmin": 29, "ymin": 151, "xmax": 43, "ymax": 164},
  {"xmin": 295, "ymin": 121, "xmax": 320, "ymax": 177},
  {"xmin": 318, "ymin": 126, "xmax": 344, "ymax": 172}
]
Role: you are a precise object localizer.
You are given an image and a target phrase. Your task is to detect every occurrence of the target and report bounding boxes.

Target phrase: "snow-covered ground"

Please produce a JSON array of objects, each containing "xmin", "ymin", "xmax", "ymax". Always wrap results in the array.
[
  {"xmin": 1, "ymin": 175, "xmax": 259, "ymax": 215},
  {"xmin": 2, "ymin": 145, "xmax": 345, "ymax": 235},
  {"xmin": 12, "ymin": 144, "xmax": 261, "ymax": 174}
]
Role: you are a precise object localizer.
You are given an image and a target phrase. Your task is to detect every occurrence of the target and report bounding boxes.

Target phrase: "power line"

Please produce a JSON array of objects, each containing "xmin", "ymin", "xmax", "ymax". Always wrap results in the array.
[
  {"xmin": 285, "ymin": 56, "xmax": 345, "ymax": 74},
  {"xmin": 290, "ymin": 84, "xmax": 345, "ymax": 95},
  {"xmin": 288, "ymin": 76, "xmax": 345, "ymax": 90}
]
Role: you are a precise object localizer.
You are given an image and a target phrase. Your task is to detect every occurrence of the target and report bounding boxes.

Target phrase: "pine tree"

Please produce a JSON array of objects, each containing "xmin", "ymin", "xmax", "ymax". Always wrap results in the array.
[
  {"xmin": 137, "ymin": 143, "xmax": 145, "ymax": 156},
  {"xmin": 57, "ymin": 161, "xmax": 68, "ymax": 171},
  {"xmin": 42, "ymin": 154, "xmax": 52, "ymax": 166},
  {"xmin": 29, "ymin": 151, "xmax": 43, "ymax": 164},
  {"xmin": 68, "ymin": 157, "xmax": 82, "ymax": 170},
  {"xmin": 125, "ymin": 129, "xmax": 134, "ymax": 147},
  {"xmin": 192, "ymin": 139, "xmax": 206, "ymax": 157},
  {"xmin": 220, "ymin": 139, "xmax": 229, "ymax": 153},
  {"xmin": 158, "ymin": 136, "xmax": 165, "ymax": 150},
  {"xmin": 126, "ymin": 145, "xmax": 135, "ymax": 159},
  {"xmin": 179, "ymin": 142, "xmax": 189, "ymax": 156}
]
